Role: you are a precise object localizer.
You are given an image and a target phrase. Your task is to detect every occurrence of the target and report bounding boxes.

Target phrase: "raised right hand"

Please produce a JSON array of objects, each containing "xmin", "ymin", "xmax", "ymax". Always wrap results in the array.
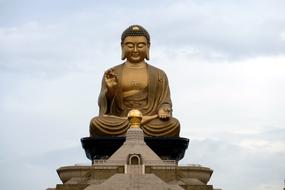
[{"xmin": 104, "ymin": 69, "xmax": 118, "ymax": 89}]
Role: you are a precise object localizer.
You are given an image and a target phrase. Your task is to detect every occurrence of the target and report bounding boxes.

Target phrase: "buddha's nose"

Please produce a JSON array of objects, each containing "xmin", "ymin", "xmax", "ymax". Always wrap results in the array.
[{"xmin": 134, "ymin": 46, "xmax": 138, "ymax": 52}]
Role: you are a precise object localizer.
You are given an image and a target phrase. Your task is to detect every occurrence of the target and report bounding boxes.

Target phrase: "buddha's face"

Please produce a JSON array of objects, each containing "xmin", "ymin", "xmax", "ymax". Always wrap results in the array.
[{"xmin": 122, "ymin": 36, "xmax": 149, "ymax": 63}]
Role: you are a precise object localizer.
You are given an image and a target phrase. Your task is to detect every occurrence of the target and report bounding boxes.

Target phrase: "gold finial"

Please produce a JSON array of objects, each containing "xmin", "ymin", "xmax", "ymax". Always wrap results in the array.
[
  {"xmin": 127, "ymin": 109, "xmax": 142, "ymax": 128},
  {"xmin": 132, "ymin": 26, "xmax": 140, "ymax": 31}
]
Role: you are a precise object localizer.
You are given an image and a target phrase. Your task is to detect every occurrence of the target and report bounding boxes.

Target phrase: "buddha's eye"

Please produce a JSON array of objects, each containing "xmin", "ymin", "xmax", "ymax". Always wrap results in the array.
[
  {"xmin": 125, "ymin": 43, "xmax": 134, "ymax": 48},
  {"xmin": 137, "ymin": 43, "xmax": 145, "ymax": 48}
]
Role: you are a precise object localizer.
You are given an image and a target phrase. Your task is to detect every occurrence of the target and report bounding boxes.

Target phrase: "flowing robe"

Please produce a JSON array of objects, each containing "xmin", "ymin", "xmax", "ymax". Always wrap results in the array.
[{"xmin": 90, "ymin": 63, "xmax": 180, "ymax": 137}]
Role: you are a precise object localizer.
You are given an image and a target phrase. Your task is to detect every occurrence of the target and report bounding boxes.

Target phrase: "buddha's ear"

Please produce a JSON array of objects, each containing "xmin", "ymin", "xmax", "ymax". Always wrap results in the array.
[
  {"xmin": 145, "ymin": 44, "xmax": 150, "ymax": 60},
  {"xmin": 121, "ymin": 43, "xmax": 126, "ymax": 60}
]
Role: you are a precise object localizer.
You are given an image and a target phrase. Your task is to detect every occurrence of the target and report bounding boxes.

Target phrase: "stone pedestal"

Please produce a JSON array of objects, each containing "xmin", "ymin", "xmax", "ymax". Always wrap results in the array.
[{"xmin": 81, "ymin": 136, "xmax": 189, "ymax": 161}]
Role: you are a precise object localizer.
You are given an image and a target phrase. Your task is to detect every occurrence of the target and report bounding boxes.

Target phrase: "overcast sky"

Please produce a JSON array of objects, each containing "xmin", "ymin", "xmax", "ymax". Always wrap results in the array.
[{"xmin": 0, "ymin": 0, "xmax": 285, "ymax": 190}]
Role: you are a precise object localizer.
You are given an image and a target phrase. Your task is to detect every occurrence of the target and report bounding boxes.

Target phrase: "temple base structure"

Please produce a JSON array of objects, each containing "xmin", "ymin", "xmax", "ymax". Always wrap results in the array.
[
  {"xmin": 47, "ymin": 127, "xmax": 220, "ymax": 190},
  {"xmin": 52, "ymin": 164, "xmax": 214, "ymax": 190}
]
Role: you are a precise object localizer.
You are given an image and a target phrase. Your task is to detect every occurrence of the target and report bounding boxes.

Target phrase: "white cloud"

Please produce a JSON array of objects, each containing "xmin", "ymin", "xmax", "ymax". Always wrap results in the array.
[
  {"xmin": 240, "ymin": 139, "xmax": 285, "ymax": 153},
  {"xmin": 255, "ymin": 183, "xmax": 283, "ymax": 190},
  {"xmin": 281, "ymin": 31, "xmax": 285, "ymax": 41}
]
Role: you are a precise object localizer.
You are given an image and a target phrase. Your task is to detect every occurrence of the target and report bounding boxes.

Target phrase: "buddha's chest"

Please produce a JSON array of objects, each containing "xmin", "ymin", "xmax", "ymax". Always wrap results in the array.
[{"xmin": 121, "ymin": 67, "xmax": 148, "ymax": 91}]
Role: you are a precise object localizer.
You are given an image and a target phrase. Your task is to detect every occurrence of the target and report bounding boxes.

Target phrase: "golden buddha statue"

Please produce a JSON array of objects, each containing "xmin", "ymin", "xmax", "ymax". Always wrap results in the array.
[{"xmin": 89, "ymin": 25, "xmax": 180, "ymax": 137}]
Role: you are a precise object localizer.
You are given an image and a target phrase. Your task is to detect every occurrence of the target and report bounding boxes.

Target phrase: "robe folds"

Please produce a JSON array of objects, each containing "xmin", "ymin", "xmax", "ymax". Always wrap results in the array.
[{"xmin": 90, "ymin": 63, "xmax": 180, "ymax": 137}]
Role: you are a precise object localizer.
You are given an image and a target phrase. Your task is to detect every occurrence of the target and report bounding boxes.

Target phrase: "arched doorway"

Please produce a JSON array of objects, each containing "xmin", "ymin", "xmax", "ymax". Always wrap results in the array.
[{"xmin": 126, "ymin": 154, "xmax": 144, "ymax": 174}]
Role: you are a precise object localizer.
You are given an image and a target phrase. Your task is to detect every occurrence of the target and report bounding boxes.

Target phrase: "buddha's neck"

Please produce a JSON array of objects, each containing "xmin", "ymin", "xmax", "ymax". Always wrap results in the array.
[{"xmin": 125, "ymin": 61, "xmax": 146, "ymax": 69}]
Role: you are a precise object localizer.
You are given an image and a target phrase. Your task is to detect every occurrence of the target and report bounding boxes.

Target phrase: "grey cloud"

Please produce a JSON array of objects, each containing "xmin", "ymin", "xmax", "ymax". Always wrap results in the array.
[
  {"xmin": 0, "ymin": 21, "xmax": 116, "ymax": 77},
  {"xmin": 184, "ymin": 138, "xmax": 285, "ymax": 190},
  {"xmin": 1, "ymin": 0, "xmax": 285, "ymax": 79},
  {"xmin": 149, "ymin": 0, "xmax": 285, "ymax": 59},
  {"xmin": 0, "ymin": 146, "xmax": 88, "ymax": 190}
]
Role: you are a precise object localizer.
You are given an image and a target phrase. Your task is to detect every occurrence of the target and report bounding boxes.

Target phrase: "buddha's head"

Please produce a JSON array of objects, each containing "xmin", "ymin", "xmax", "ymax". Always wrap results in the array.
[{"xmin": 121, "ymin": 25, "xmax": 150, "ymax": 63}]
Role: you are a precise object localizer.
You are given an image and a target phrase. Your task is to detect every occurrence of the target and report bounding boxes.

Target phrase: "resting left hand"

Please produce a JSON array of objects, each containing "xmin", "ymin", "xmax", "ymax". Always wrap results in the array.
[{"xmin": 158, "ymin": 106, "xmax": 171, "ymax": 120}]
